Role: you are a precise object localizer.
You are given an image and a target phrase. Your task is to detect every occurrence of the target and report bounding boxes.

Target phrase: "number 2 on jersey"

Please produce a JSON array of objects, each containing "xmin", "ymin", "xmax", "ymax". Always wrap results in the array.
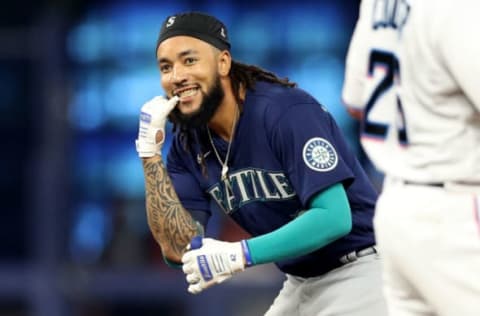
[{"xmin": 363, "ymin": 50, "xmax": 408, "ymax": 145}]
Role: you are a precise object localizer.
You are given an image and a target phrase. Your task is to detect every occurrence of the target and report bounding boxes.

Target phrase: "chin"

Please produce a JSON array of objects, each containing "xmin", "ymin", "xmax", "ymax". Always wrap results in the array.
[{"xmin": 178, "ymin": 100, "xmax": 201, "ymax": 114}]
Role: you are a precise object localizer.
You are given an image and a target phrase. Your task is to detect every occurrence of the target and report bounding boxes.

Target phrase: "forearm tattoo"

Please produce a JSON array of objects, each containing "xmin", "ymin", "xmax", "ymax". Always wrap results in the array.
[{"xmin": 142, "ymin": 156, "xmax": 198, "ymax": 260}]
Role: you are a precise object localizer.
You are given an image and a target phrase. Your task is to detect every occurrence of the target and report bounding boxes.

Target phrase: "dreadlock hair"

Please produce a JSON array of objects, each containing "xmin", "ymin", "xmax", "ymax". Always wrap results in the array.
[
  {"xmin": 228, "ymin": 60, "xmax": 297, "ymax": 109},
  {"xmin": 172, "ymin": 60, "xmax": 297, "ymax": 177}
]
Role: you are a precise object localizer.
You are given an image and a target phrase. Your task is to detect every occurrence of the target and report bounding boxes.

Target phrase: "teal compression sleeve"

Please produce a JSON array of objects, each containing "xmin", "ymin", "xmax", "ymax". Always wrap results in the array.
[
  {"xmin": 163, "ymin": 257, "xmax": 183, "ymax": 269},
  {"xmin": 245, "ymin": 182, "xmax": 352, "ymax": 265}
]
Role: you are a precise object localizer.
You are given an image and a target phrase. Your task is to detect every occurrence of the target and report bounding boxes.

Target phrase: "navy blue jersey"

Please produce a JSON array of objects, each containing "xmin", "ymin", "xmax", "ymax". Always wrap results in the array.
[{"xmin": 167, "ymin": 81, "xmax": 377, "ymax": 277}]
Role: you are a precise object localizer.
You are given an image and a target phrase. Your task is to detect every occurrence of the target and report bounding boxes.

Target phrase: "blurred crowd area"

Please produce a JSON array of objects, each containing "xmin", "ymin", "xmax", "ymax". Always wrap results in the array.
[{"xmin": 0, "ymin": 0, "xmax": 380, "ymax": 315}]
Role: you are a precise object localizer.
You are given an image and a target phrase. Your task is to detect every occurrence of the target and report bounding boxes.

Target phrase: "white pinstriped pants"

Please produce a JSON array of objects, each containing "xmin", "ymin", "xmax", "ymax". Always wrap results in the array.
[{"xmin": 374, "ymin": 178, "xmax": 480, "ymax": 316}]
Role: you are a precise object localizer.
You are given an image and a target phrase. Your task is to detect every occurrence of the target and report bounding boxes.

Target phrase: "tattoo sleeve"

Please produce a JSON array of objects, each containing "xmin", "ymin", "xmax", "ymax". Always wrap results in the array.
[{"xmin": 142, "ymin": 155, "xmax": 198, "ymax": 263}]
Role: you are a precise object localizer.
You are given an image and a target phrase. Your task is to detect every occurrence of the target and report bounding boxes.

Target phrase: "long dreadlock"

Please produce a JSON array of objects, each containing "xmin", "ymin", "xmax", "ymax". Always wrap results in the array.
[
  {"xmin": 228, "ymin": 60, "xmax": 297, "ymax": 109},
  {"xmin": 172, "ymin": 60, "xmax": 297, "ymax": 177}
]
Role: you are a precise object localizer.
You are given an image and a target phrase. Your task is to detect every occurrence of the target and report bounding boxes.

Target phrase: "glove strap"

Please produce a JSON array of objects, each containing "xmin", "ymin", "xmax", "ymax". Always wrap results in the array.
[
  {"xmin": 135, "ymin": 139, "xmax": 160, "ymax": 158},
  {"xmin": 241, "ymin": 240, "xmax": 254, "ymax": 267}
]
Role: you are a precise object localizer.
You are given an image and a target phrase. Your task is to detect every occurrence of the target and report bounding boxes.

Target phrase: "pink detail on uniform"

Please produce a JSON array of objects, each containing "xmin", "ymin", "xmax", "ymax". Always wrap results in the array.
[
  {"xmin": 368, "ymin": 65, "xmax": 387, "ymax": 78},
  {"xmin": 361, "ymin": 135, "xmax": 409, "ymax": 148},
  {"xmin": 376, "ymin": 65, "xmax": 387, "ymax": 72},
  {"xmin": 341, "ymin": 97, "xmax": 364, "ymax": 120},
  {"xmin": 361, "ymin": 135, "xmax": 385, "ymax": 143},
  {"xmin": 474, "ymin": 197, "xmax": 480, "ymax": 237},
  {"xmin": 341, "ymin": 96, "xmax": 353, "ymax": 108}
]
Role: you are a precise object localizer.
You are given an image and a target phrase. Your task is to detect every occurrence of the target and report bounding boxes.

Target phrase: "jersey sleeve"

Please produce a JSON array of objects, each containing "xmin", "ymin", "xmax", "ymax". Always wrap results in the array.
[
  {"xmin": 166, "ymin": 141, "xmax": 212, "ymax": 228},
  {"xmin": 341, "ymin": 0, "xmax": 373, "ymax": 110},
  {"xmin": 438, "ymin": 1, "xmax": 480, "ymax": 111},
  {"xmin": 269, "ymin": 103, "xmax": 355, "ymax": 206}
]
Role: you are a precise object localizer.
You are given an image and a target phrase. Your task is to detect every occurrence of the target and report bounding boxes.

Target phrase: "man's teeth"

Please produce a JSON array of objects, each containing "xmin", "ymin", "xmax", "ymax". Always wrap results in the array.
[{"xmin": 179, "ymin": 88, "xmax": 197, "ymax": 97}]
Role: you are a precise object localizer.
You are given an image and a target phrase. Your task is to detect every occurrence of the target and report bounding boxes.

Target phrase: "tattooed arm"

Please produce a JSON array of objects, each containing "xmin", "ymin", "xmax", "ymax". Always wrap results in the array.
[{"xmin": 142, "ymin": 155, "xmax": 199, "ymax": 264}]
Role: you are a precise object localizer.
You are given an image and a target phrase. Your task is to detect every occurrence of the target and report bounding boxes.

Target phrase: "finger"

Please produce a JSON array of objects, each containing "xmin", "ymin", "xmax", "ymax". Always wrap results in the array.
[
  {"xmin": 188, "ymin": 283, "xmax": 203, "ymax": 295},
  {"xmin": 182, "ymin": 261, "xmax": 194, "ymax": 274},
  {"xmin": 163, "ymin": 95, "xmax": 179, "ymax": 113},
  {"xmin": 201, "ymin": 280, "xmax": 216, "ymax": 290},
  {"xmin": 216, "ymin": 275, "xmax": 230, "ymax": 284},
  {"xmin": 186, "ymin": 273, "xmax": 200, "ymax": 284},
  {"xmin": 181, "ymin": 251, "xmax": 195, "ymax": 264}
]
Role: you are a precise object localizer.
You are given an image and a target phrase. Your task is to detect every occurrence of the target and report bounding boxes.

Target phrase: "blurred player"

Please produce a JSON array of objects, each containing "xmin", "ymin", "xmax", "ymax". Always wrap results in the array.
[
  {"xmin": 136, "ymin": 12, "xmax": 387, "ymax": 315},
  {"xmin": 342, "ymin": 0, "xmax": 480, "ymax": 315}
]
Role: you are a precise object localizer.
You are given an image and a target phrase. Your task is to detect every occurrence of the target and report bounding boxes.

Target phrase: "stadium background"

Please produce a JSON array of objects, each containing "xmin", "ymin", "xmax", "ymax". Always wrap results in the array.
[{"xmin": 0, "ymin": 0, "xmax": 380, "ymax": 315}]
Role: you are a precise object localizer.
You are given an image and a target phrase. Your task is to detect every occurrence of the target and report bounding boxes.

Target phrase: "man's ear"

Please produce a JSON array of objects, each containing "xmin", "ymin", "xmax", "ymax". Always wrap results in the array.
[{"xmin": 218, "ymin": 50, "xmax": 232, "ymax": 77}]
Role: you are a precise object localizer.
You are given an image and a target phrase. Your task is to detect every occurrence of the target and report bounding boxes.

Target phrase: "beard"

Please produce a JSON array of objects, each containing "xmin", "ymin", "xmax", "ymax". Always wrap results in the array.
[{"xmin": 168, "ymin": 76, "xmax": 224, "ymax": 129}]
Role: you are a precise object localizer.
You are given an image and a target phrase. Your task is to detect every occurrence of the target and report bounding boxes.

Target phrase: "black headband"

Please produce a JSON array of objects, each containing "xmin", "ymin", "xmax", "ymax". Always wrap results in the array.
[{"xmin": 156, "ymin": 12, "xmax": 231, "ymax": 52}]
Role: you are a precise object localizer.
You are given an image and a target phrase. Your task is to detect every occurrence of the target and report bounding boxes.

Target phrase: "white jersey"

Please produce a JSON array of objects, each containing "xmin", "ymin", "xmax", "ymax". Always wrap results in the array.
[{"xmin": 342, "ymin": 0, "xmax": 480, "ymax": 183}]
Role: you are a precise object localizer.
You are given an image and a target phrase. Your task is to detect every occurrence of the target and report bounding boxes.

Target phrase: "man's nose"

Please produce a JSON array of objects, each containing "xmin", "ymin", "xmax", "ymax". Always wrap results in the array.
[{"xmin": 170, "ymin": 65, "xmax": 187, "ymax": 83}]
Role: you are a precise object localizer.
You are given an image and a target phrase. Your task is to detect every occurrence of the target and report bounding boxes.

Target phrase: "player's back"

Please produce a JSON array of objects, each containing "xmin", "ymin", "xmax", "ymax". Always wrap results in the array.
[{"xmin": 343, "ymin": 0, "xmax": 480, "ymax": 183}]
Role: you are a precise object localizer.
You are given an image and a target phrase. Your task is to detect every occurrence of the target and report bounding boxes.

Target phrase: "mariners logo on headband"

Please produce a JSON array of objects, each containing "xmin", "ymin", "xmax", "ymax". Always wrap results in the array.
[
  {"xmin": 302, "ymin": 137, "xmax": 338, "ymax": 172},
  {"xmin": 166, "ymin": 16, "xmax": 176, "ymax": 27}
]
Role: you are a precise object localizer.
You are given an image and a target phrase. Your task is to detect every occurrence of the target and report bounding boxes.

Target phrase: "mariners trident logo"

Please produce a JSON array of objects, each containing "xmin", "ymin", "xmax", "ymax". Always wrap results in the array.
[{"xmin": 303, "ymin": 137, "xmax": 338, "ymax": 172}]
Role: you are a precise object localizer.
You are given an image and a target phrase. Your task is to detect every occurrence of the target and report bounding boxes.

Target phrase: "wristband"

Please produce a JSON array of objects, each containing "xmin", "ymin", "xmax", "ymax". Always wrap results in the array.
[{"xmin": 241, "ymin": 240, "xmax": 254, "ymax": 267}]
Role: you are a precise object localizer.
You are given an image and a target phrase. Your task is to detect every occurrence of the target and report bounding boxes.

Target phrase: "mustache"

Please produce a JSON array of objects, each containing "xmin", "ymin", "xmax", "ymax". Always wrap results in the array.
[
  {"xmin": 170, "ymin": 84, "xmax": 199, "ymax": 98},
  {"xmin": 168, "ymin": 77, "xmax": 224, "ymax": 129}
]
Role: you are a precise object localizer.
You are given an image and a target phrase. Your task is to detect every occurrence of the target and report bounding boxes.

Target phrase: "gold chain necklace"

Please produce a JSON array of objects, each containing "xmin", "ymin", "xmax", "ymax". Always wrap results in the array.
[{"xmin": 207, "ymin": 105, "xmax": 238, "ymax": 182}]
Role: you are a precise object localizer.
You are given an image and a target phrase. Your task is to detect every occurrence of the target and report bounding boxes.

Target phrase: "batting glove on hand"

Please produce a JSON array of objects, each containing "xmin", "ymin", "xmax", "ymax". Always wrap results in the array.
[
  {"xmin": 135, "ymin": 96, "xmax": 179, "ymax": 158},
  {"xmin": 181, "ymin": 237, "xmax": 252, "ymax": 294}
]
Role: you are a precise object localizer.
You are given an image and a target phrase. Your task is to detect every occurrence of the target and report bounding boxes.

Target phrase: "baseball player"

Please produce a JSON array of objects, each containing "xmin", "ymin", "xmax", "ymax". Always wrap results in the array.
[
  {"xmin": 342, "ymin": 0, "xmax": 480, "ymax": 315},
  {"xmin": 136, "ymin": 12, "xmax": 387, "ymax": 315}
]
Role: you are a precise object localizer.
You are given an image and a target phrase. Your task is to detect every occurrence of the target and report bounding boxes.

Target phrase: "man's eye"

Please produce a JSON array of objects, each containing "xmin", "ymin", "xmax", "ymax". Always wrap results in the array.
[
  {"xmin": 160, "ymin": 65, "xmax": 171, "ymax": 73},
  {"xmin": 185, "ymin": 58, "xmax": 197, "ymax": 65}
]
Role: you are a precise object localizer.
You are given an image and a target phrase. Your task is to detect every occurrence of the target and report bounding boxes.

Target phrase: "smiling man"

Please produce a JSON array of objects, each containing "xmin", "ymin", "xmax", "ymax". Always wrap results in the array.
[{"xmin": 135, "ymin": 12, "xmax": 387, "ymax": 315}]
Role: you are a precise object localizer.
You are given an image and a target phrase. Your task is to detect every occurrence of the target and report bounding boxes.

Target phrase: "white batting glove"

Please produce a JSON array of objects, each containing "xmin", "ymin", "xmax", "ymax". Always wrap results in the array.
[
  {"xmin": 181, "ymin": 237, "xmax": 253, "ymax": 294},
  {"xmin": 135, "ymin": 96, "xmax": 179, "ymax": 158}
]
